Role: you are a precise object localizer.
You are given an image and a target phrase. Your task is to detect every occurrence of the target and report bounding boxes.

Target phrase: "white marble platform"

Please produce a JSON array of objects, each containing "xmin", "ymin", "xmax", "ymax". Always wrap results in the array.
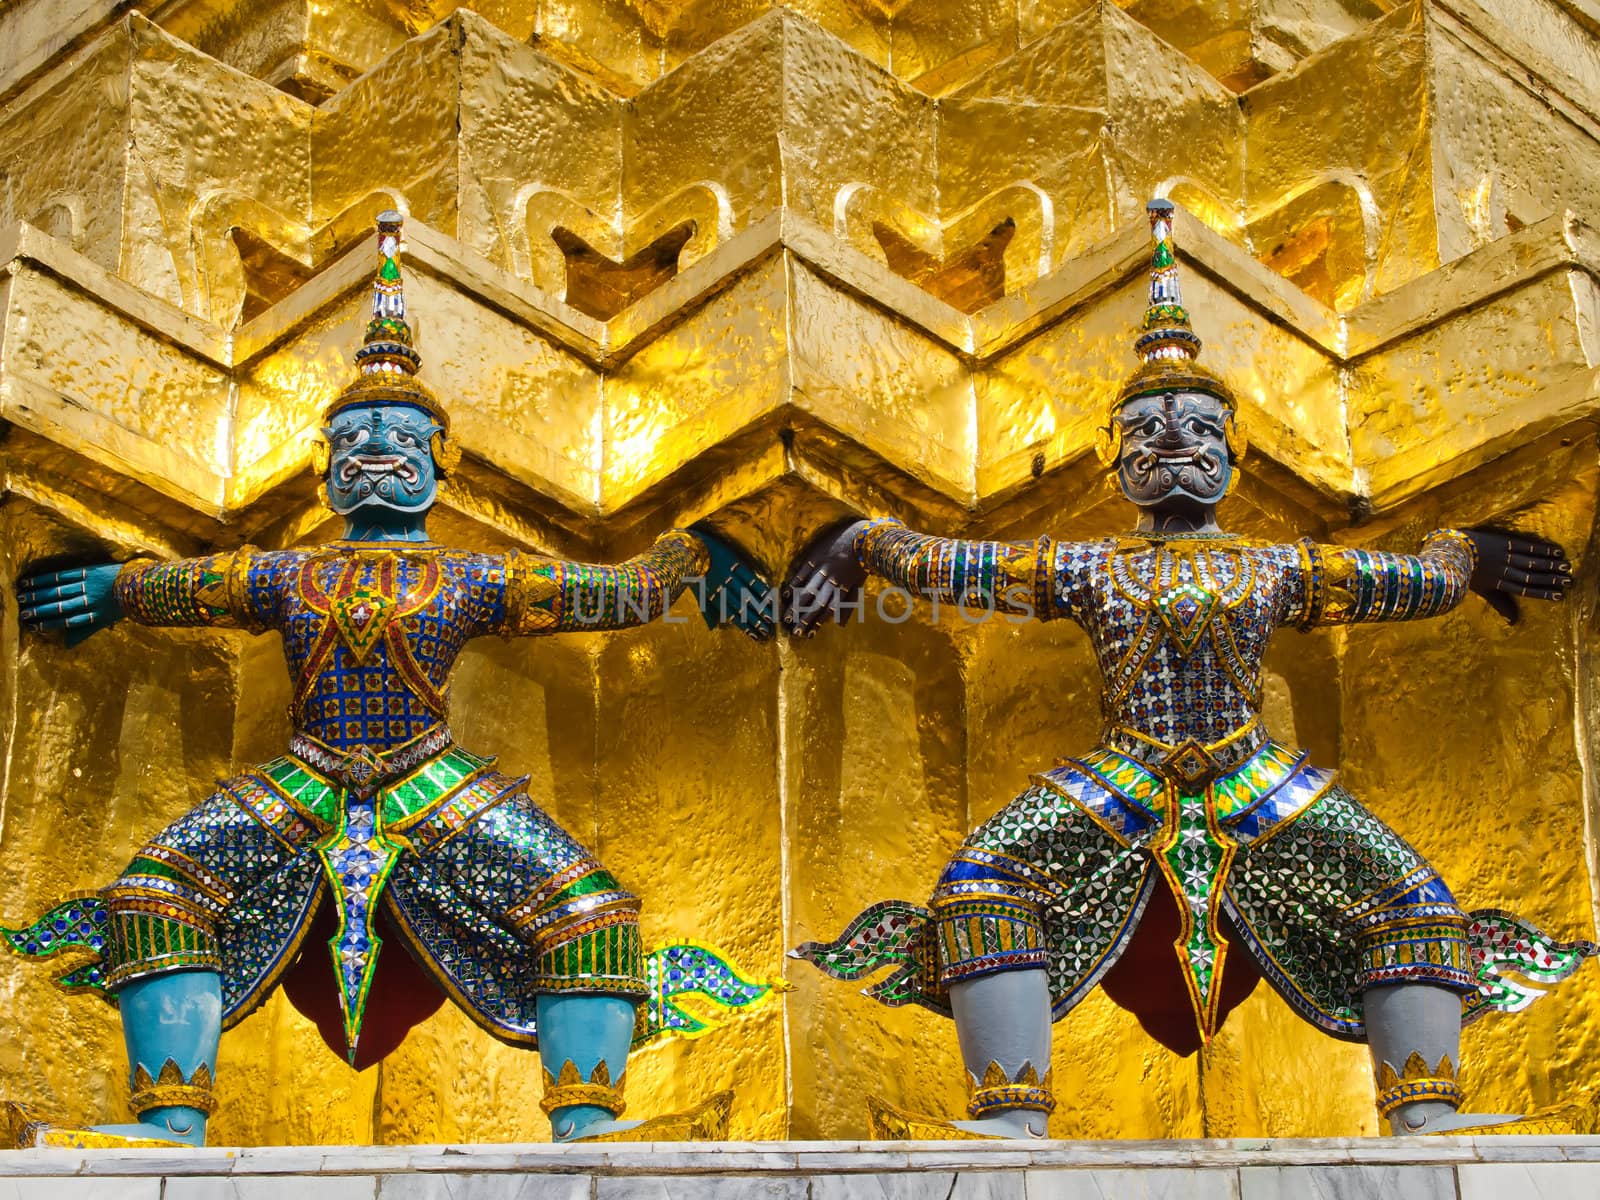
[{"xmin": 3, "ymin": 1138, "xmax": 1600, "ymax": 1199}]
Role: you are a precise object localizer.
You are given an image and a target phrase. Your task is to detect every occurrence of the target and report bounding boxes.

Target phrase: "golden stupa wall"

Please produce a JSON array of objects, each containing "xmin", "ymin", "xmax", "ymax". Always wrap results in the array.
[{"xmin": 0, "ymin": 0, "xmax": 1597, "ymax": 1142}]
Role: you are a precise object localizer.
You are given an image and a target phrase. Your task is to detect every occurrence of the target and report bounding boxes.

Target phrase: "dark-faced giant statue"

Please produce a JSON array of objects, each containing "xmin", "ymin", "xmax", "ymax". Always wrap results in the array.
[{"xmin": 788, "ymin": 199, "xmax": 1595, "ymax": 1139}]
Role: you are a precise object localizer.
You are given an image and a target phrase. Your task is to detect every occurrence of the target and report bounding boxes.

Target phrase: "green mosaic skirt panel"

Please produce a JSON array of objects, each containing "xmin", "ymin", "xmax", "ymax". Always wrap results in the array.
[
  {"xmin": 924, "ymin": 777, "xmax": 1468, "ymax": 1035},
  {"xmin": 101, "ymin": 786, "xmax": 323, "ymax": 1018},
  {"xmin": 100, "ymin": 765, "xmax": 644, "ymax": 1045},
  {"xmin": 386, "ymin": 785, "xmax": 647, "ymax": 1040},
  {"xmin": 1222, "ymin": 782, "xmax": 1471, "ymax": 1041},
  {"xmin": 929, "ymin": 782, "xmax": 1156, "ymax": 1020}
]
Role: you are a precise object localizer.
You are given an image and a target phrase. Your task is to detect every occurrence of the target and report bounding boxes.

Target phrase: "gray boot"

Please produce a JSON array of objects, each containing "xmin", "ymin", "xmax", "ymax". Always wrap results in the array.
[
  {"xmin": 948, "ymin": 968, "xmax": 1054, "ymax": 1138},
  {"xmin": 1364, "ymin": 983, "xmax": 1516, "ymax": 1134}
]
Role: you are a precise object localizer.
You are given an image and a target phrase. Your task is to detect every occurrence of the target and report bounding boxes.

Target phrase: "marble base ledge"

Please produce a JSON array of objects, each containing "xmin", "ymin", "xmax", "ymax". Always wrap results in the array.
[{"xmin": 3, "ymin": 1138, "xmax": 1600, "ymax": 1200}]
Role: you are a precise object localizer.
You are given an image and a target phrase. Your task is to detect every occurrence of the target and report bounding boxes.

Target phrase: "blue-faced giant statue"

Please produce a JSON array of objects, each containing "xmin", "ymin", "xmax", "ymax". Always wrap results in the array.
[{"xmin": 3, "ymin": 213, "xmax": 777, "ymax": 1148}]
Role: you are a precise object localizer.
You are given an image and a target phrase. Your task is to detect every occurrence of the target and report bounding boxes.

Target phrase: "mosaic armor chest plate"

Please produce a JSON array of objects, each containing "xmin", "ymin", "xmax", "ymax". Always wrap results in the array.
[
  {"xmin": 270, "ymin": 546, "xmax": 507, "ymax": 754},
  {"xmin": 1067, "ymin": 538, "xmax": 1303, "ymax": 768}
]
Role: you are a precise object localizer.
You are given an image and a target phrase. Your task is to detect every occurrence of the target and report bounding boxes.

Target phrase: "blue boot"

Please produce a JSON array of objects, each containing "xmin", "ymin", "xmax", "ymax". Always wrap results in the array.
[
  {"xmin": 861, "ymin": 969, "xmax": 1055, "ymax": 1140},
  {"xmin": 91, "ymin": 971, "xmax": 221, "ymax": 1146},
  {"xmin": 536, "ymin": 993, "xmax": 640, "ymax": 1141},
  {"xmin": 535, "ymin": 993, "xmax": 736, "ymax": 1142}
]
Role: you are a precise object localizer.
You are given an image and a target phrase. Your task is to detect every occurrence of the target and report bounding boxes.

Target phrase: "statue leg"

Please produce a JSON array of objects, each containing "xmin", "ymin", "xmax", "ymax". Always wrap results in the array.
[
  {"xmin": 1225, "ymin": 783, "xmax": 1520, "ymax": 1134},
  {"xmin": 94, "ymin": 970, "xmax": 221, "ymax": 1145},
  {"xmin": 1364, "ymin": 982, "xmax": 1515, "ymax": 1134},
  {"xmin": 949, "ymin": 968, "xmax": 1053, "ymax": 1137},
  {"xmin": 83, "ymin": 786, "xmax": 274, "ymax": 1146},
  {"xmin": 401, "ymin": 787, "xmax": 731, "ymax": 1141},
  {"xmin": 903, "ymin": 779, "xmax": 1142, "ymax": 1138},
  {"xmin": 536, "ymin": 993, "xmax": 640, "ymax": 1141},
  {"xmin": 800, "ymin": 779, "xmax": 1148, "ymax": 1139}
]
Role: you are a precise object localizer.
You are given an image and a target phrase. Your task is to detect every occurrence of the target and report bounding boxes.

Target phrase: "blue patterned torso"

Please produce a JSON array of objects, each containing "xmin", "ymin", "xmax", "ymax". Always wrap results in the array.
[
  {"xmin": 242, "ymin": 544, "xmax": 507, "ymax": 751},
  {"xmin": 112, "ymin": 530, "xmax": 708, "ymax": 763},
  {"xmin": 853, "ymin": 519, "xmax": 1475, "ymax": 772}
]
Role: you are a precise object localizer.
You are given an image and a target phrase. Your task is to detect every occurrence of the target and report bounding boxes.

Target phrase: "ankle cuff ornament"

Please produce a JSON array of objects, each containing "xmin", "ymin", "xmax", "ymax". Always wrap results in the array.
[
  {"xmin": 1375, "ymin": 1052, "xmax": 1462, "ymax": 1119},
  {"xmin": 968, "ymin": 1061, "xmax": 1055, "ymax": 1120},
  {"xmin": 130, "ymin": 1060, "xmax": 217, "ymax": 1118},
  {"xmin": 540, "ymin": 1060, "xmax": 626, "ymax": 1119}
]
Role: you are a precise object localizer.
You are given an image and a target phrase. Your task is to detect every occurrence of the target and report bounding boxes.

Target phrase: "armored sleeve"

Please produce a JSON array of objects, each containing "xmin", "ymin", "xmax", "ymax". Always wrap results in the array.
[
  {"xmin": 852, "ymin": 517, "xmax": 1062, "ymax": 619},
  {"xmin": 501, "ymin": 529, "xmax": 712, "ymax": 635},
  {"xmin": 1295, "ymin": 529, "xmax": 1476, "ymax": 627},
  {"xmin": 114, "ymin": 547, "xmax": 280, "ymax": 631}
]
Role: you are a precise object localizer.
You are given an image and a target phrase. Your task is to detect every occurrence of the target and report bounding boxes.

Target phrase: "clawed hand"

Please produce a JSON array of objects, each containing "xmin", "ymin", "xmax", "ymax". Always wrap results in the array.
[
  {"xmin": 781, "ymin": 520, "xmax": 870, "ymax": 637},
  {"xmin": 16, "ymin": 563, "xmax": 124, "ymax": 645},
  {"xmin": 689, "ymin": 528, "xmax": 776, "ymax": 641},
  {"xmin": 1462, "ymin": 529, "xmax": 1574, "ymax": 624}
]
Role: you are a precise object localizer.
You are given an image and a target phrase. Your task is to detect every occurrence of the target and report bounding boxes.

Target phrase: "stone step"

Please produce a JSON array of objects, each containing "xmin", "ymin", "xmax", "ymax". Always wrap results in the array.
[{"xmin": 3, "ymin": 1138, "xmax": 1600, "ymax": 1200}]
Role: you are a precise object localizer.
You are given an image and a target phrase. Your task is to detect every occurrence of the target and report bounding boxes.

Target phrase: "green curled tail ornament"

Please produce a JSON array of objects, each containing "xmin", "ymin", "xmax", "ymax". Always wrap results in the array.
[
  {"xmin": 635, "ymin": 940, "xmax": 787, "ymax": 1046},
  {"xmin": 1462, "ymin": 908, "xmax": 1599, "ymax": 1023},
  {"xmin": 790, "ymin": 899, "xmax": 947, "ymax": 1014},
  {"xmin": 0, "ymin": 896, "xmax": 114, "ymax": 998}
]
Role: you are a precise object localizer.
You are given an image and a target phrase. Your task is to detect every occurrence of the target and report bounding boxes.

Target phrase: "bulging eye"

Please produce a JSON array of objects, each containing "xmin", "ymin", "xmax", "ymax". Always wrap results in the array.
[{"xmin": 392, "ymin": 429, "xmax": 419, "ymax": 447}]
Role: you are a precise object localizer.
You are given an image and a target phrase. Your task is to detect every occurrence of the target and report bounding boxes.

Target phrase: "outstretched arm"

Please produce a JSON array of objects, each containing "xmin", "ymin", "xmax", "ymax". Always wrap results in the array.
[
  {"xmin": 1302, "ymin": 528, "xmax": 1570, "ymax": 627},
  {"xmin": 18, "ymin": 549, "xmax": 271, "ymax": 644},
  {"xmin": 502, "ymin": 528, "xmax": 774, "ymax": 639},
  {"xmin": 782, "ymin": 517, "xmax": 1064, "ymax": 636}
]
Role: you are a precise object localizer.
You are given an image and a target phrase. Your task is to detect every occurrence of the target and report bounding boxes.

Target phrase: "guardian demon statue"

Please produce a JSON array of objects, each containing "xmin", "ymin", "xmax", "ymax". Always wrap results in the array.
[
  {"xmin": 4, "ymin": 213, "xmax": 775, "ymax": 1147},
  {"xmin": 789, "ymin": 200, "xmax": 1595, "ymax": 1139}
]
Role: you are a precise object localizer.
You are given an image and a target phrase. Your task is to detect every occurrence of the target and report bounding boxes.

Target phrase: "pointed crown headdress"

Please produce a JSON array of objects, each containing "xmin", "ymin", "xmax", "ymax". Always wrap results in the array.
[
  {"xmin": 1098, "ymin": 198, "xmax": 1244, "ymax": 465},
  {"xmin": 315, "ymin": 210, "xmax": 460, "ymax": 476}
]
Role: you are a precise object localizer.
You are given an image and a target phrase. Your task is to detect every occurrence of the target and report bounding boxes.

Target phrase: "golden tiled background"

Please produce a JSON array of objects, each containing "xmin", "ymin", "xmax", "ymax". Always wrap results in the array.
[{"xmin": 0, "ymin": 0, "xmax": 1597, "ymax": 1142}]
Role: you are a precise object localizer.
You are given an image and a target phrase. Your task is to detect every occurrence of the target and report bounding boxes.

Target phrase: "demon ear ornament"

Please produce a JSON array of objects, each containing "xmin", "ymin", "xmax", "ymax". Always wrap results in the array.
[
  {"xmin": 1225, "ymin": 407, "xmax": 1247, "ymax": 464},
  {"xmin": 430, "ymin": 428, "xmax": 462, "ymax": 475},
  {"xmin": 310, "ymin": 434, "xmax": 331, "ymax": 478},
  {"xmin": 1094, "ymin": 418, "xmax": 1120, "ymax": 468}
]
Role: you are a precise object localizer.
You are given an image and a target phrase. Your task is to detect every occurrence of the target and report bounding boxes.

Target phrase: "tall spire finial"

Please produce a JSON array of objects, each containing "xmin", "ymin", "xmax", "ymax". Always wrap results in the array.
[
  {"xmin": 1135, "ymin": 199, "xmax": 1202, "ymax": 367},
  {"xmin": 1111, "ymin": 198, "xmax": 1234, "ymax": 415},
  {"xmin": 1099, "ymin": 198, "xmax": 1241, "ymax": 464},
  {"xmin": 374, "ymin": 210, "xmax": 404, "ymax": 313},
  {"xmin": 353, "ymin": 209, "xmax": 422, "ymax": 380}
]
